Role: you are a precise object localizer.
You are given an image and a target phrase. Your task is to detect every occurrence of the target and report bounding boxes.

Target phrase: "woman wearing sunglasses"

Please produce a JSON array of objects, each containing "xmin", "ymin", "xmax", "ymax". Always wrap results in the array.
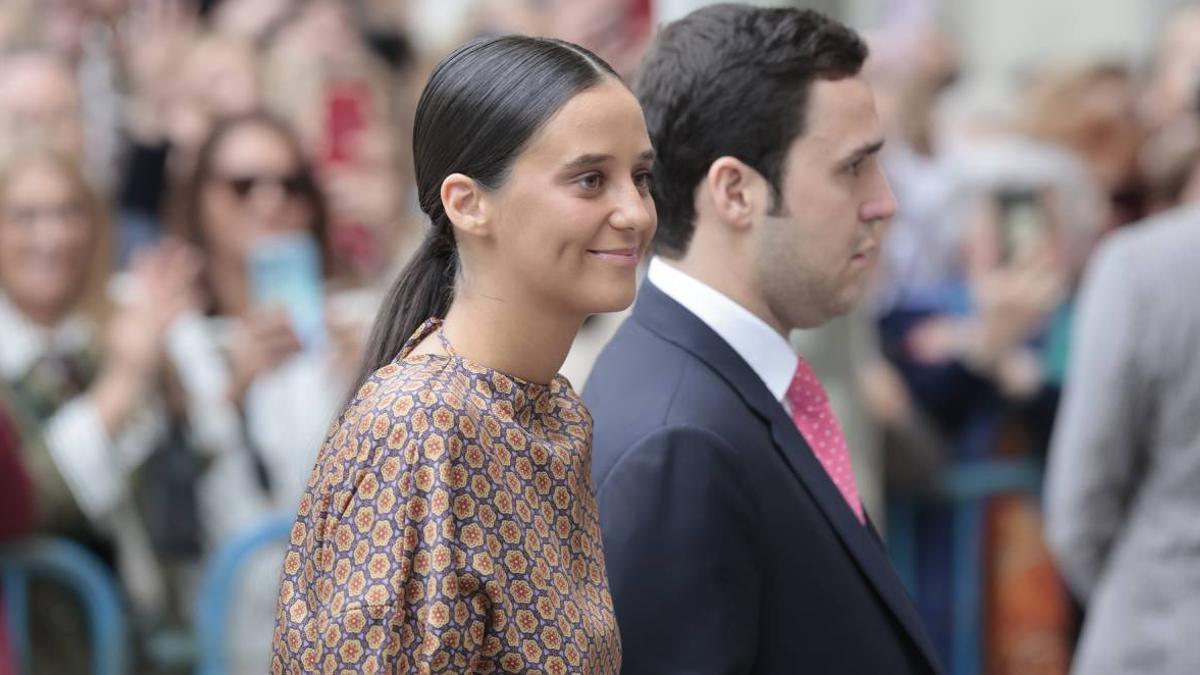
[
  {"xmin": 272, "ymin": 35, "xmax": 656, "ymax": 673},
  {"xmin": 171, "ymin": 111, "xmax": 361, "ymax": 672}
]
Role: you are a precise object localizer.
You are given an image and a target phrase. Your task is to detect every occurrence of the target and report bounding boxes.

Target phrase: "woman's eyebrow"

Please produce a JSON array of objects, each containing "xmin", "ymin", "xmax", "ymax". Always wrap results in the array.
[{"xmin": 561, "ymin": 153, "xmax": 612, "ymax": 171}]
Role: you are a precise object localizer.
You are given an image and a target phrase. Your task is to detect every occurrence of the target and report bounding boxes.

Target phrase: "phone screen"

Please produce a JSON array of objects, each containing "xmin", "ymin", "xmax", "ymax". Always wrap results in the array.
[
  {"xmin": 994, "ymin": 187, "xmax": 1046, "ymax": 264},
  {"xmin": 247, "ymin": 233, "xmax": 325, "ymax": 348},
  {"xmin": 322, "ymin": 81, "xmax": 369, "ymax": 168}
]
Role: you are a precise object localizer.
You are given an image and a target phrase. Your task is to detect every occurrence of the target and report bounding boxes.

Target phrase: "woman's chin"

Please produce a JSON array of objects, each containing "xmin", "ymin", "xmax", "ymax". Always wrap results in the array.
[{"xmin": 583, "ymin": 284, "xmax": 638, "ymax": 316}]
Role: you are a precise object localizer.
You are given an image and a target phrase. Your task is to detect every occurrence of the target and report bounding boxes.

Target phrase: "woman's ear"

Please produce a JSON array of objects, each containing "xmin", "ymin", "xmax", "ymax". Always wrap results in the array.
[
  {"xmin": 704, "ymin": 156, "xmax": 766, "ymax": 232},
  {"xmin": 441, "ymin": 173, "xmax": 490, "ymax": 237}
]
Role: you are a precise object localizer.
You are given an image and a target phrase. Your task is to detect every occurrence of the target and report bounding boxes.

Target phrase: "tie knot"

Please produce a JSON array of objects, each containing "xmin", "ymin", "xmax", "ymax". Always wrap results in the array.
[{"xmin": 786, "ymin": 358, "xmax": 827, "ymax": 413}]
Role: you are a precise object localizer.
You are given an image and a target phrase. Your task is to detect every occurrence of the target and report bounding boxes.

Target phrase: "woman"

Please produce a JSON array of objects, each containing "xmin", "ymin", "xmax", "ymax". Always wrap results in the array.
[
  {"xmin": 173, "ymin": 110, "xmax": 352, "ymax": 536},
  {"xmin": 272, "ymin": 35, "xmax": 655, "ymax": 673},
  {"xmin": 171, "ymin": 111, "xmax": 359, "ymax": 673},
  {"xmin": 0, "ymin": 142, "xmax": 197, "ymax": 673}
]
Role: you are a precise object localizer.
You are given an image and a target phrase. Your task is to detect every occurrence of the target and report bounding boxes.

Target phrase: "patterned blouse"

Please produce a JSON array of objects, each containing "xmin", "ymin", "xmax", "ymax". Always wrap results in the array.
[{"xmin": 272, "ymin": 319, "xmax": 620, "ymax": 674}]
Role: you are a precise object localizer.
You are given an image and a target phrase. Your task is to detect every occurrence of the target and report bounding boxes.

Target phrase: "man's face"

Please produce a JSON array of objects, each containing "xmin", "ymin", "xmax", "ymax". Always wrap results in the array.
[
  {"xmin": 0, "ymin": 56, "xmax": 85, "ymax": 161},
  {"xmin": 752, "ymin": 76, "xmax": 896, "ymax": 330}
]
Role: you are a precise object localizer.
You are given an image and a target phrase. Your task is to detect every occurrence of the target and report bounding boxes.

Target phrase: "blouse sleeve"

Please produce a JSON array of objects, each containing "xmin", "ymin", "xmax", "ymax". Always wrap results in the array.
[{"xmin": 273, "ymin": 401, "xmax": 502, "ymax": 674}]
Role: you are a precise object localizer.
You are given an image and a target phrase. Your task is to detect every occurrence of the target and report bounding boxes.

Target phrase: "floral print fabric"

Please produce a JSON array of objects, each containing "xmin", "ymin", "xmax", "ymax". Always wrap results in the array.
[{"xmin": 272, "ymin": 319, "xmax": 620, "ymax": 674}]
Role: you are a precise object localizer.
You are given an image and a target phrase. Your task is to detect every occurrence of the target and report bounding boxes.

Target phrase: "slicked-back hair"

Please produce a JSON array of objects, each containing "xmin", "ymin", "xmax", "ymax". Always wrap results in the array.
[
  {"xmin": 351, "ymin": 36, "xmax": 620, "ymax": 395},
  {"xmin": 636, "ymin": 4, "xmax": 868, "ymax": 258}
]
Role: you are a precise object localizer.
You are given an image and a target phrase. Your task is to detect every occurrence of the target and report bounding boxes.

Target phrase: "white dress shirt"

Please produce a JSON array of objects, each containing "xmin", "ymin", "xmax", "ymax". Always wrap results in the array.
[{"xmin": 647, "ymin": 257, "xmax": 797, "ymax": 406}]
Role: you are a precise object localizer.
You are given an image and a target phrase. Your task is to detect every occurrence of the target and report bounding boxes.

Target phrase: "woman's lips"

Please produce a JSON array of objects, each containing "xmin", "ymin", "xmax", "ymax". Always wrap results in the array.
[
  {"xmin": 588, "ymin": 247, "xmax": 640, "ymax": 267},
  {"xmin": 851, "ymin": 243, "xmax": 878, "ymax": 263}
]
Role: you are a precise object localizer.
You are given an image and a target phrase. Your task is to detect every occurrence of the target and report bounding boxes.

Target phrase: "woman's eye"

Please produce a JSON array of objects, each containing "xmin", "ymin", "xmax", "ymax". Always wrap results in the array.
[
  {"xmin": 634, "ymin": 171, "xmax": 654, "ymax": 194},
  {"xmin": 576, "ymin": 173, "xmax": 604, "ymax": 191}
]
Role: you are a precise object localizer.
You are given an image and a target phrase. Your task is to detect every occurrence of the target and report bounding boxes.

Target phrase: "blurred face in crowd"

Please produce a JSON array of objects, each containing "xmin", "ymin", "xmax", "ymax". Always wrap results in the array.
[
  {"xmin": 0, "ymin": 54, "xmax": 85, "ymax": 162},
  {"xmin": 456, "ymin": 82, "xmax": 656, "ymax": 316},
  {"xmin": 752, "ymin": 76, "xmax": 896, "ymax": 330},
  {"xmin": 212, "ymin": 0, "xmax": 292, "ymax": 40},
  {"xmin": 0, "ymin": 156, "xmax": 95, "ymax": 324},
  {"xmin": 201, "ymin": 121, "xmax": 315, "ymax": 265},
  {"xmin": 1141, "ymin": 6, "xmax": 1200, "ymax": 132},
  {"xmin": 166, "ymin": 36, "xmax": 260, "ymax": 155}
]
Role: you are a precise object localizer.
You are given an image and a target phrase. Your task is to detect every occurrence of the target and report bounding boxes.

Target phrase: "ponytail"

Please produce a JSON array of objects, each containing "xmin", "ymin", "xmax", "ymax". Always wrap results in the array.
[{"xmin": 350, "ymin": 226, "xmax": 457, "ymax": 392}]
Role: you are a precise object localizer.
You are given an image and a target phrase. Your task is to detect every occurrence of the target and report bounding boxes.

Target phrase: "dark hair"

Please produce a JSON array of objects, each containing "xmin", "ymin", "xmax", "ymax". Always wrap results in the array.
[
  {"xmin": 353, "ymin": 35, "xmax": 618, "ymax": 389},
  {"xmin": 176, "ymin": 110, "xmax": 333, "ymax": 295},
  {"xmin": 636, "ymin": 4, "xmax": 867, "ymax": 258}
]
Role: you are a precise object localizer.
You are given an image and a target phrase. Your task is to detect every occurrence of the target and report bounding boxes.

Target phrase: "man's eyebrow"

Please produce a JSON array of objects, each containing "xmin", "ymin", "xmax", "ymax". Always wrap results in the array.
[{"xmin": 839, "ymin": 139, "xmax": 885, "ymax": 168}]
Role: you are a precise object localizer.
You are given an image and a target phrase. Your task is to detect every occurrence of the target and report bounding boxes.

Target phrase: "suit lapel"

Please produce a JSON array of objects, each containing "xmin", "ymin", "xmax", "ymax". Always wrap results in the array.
[{"xmin": 632, "ymin": 281, "xmax": 941, "ymax": 670}]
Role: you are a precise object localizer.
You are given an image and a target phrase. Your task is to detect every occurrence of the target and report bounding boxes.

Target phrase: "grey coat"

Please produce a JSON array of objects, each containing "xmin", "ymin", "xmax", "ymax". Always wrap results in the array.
[{"xmin": 1046, "ymin": 204, "xmax": 1200, "ymax": 674}]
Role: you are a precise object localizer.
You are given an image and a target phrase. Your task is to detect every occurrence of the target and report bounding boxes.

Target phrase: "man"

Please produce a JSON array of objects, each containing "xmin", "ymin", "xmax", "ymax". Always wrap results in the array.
[
  {"xmin": 0, "ymin": 50, "xmax": 86, "ymax": 163},
  {"xmin": 584, "ymin": 5, "xmax": 941, "ymax": 673},
  {"xmin": 1045, "ymin": 203, "xmax": 1200, "ymax": 675}
]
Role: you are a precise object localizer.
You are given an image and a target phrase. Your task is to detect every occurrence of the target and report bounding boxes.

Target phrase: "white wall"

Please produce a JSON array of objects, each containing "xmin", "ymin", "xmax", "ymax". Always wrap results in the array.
[
  {"xmin": 851, "ymin": 0, "xmax": 1195, "ymax": 80},
  {"xmin": 656, "ymin": 0, "xmax": 845, "ymax": 24}
]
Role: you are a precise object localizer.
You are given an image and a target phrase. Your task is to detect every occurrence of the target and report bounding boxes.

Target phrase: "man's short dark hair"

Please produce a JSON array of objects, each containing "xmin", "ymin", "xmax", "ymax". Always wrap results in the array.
[{"xmin": 636, "ymin": 4, "xmax": 868, "ymax": 258}]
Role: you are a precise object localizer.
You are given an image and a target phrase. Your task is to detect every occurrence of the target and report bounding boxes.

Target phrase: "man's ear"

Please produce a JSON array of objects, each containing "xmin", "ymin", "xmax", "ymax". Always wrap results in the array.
[
  {"xmin": 704, "ymin": 156, "xmax": 767, "ymax": 231},
  {"xmin": 441, "ymin": 173, "xmax": 491, "ymax": 237}
]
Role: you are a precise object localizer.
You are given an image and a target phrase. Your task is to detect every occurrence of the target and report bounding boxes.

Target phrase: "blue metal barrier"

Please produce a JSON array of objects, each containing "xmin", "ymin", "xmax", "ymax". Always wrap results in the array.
[
  {"xmin": 888, "ymin": 456, "xmax": 1043, "ymax": 675},
  {"xmin": 194, "ymin": 516, "xmax": 293, "ymax": 675},
  {"xmin": 0, "ymin": 538, "xmax": 127, "ymax": 675}
]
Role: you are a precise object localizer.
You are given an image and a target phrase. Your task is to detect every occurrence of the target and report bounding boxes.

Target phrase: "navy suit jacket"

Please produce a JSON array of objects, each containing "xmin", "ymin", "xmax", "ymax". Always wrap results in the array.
[{"xmin": 584, "ymin": 282, "xmax": 942, "ymax": 674}]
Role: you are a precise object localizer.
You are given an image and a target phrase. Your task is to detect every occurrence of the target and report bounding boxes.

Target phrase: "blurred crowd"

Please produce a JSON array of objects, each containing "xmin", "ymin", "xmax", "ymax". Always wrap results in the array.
[{"xmin": 0, "ymin": 0, "xmax": 1197, "ymax": 673}]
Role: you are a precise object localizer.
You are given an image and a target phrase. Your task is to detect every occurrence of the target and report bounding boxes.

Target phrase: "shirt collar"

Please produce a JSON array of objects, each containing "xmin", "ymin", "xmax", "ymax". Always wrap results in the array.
[
  {"xmin": 0, "ymin": 292, "xmax": 94, "ymax": 379},
  {"xmin": 647, "ymin": 257, "xmax": 798, "ymax": 402}
]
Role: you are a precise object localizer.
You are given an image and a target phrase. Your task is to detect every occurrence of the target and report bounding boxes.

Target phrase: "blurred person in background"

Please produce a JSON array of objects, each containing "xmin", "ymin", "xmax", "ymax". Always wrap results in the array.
[
  {"xmin": 1137, "ymin": 4, "xmax": 1200, "ymax": 137},
  {"xmin": 259, "ymin": 0, "xmax": 422, "ymax": 292},
  {"xmin": 170, "ymin": 110, "xmax": 361, "ymax": 673},
  {"xmin": 174, "ymin": 110, "xmax": 355, "ymax": 527},
  {"xmin": 0, "ymin": 50, "xmax": 87, "ymax": 167},
  {"xmin": 1045, "ymin": 196, "xmax": 1200, "ymax": 675},
  {"xmin": 544, "ymin": 0, "xmax": 653, "ymax": 79},
  {"xmin": 121, "ymin": 25, "xmax": 261, "ymax": 261},
  {"xmin": 868, "ymin": 12, "xmax": 1122, "ymax": 669},
  {"xmin": 1020, "ymin": 64, "xmax": 1145, "ymax": 229},
  {"xmin": 1140, "ymin": 111, "xmax": 1200, "ymax": 213},
  {"xmin": 876, "ymin": 121, "xmax": 1083, "ymax": 673},
  {"xmin": 0, "ymin": 1, "xmax": 37, "ymax": 50},
  {"xmin": 1139, "ymin": 5, "xmax": 1200, "ymax": 214},
  {"xmin": 0, "ymin": 142, "xmax": 200, "ymax": 674},
  {"xmin": 20, "ymin": 0, "xmax": 127, "ymax": 195}
]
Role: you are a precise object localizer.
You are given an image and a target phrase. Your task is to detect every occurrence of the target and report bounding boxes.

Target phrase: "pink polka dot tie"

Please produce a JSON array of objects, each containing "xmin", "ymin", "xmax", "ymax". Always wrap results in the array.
[{"xmin": 786, "ymin": 358, "xmax": 866, "ymax": 524}]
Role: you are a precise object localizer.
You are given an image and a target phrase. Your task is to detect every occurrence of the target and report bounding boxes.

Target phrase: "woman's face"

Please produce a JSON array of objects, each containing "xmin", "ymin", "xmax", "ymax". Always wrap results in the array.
[
  {"xmin": 472, "ymin": 81, "xmax": 657, "ymax": 317},
  {"xmin": 201, "ymin": 122, "xmax": 315, "ymax": 264},
  {"xmin": 0, "ymin": 158, "xmax": 93, "ymax": 322}
]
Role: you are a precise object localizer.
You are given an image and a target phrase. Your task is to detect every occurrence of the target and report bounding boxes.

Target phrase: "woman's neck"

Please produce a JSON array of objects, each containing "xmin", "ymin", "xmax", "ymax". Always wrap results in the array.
[{"xmin": 439, "ymin": 287, "xmax": 581, "ymax": 386}]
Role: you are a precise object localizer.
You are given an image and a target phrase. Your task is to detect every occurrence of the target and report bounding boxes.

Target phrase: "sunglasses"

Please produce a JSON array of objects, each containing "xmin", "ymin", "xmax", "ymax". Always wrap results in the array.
[{"xmin": 213, "ymin": 173, "xmax": 311, "ymax": 200}]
